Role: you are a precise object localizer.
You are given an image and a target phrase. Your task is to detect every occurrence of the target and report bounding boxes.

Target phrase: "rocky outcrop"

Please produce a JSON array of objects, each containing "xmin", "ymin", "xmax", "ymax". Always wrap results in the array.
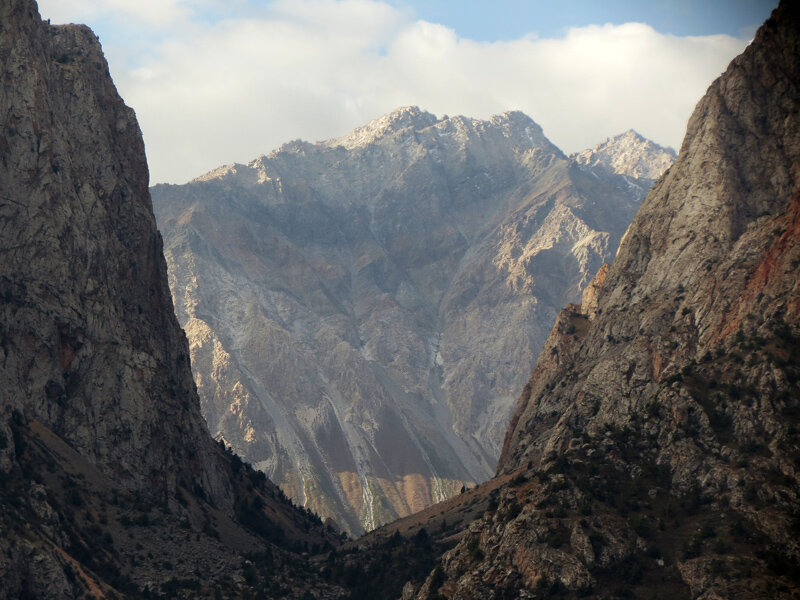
[
  {"xmin": 411, "ymin": 2, "xmax": 800, "ymax": 598},
  {"xmin": 0, "ymin": 1, "xmax": 339, "ymax": 597},
  {"xmin": 153, "ymin": 108, "xmax": 672, "ymax": 534}
]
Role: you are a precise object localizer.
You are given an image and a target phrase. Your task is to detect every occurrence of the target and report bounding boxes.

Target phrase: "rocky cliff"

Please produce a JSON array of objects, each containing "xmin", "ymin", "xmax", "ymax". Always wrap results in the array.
[
  {"xmin": 152, "ymin": 109, "xmax": 672, "ymax": 534},
  {"xmin": 409, "ymin": 2, "xmax": 800, "ymax": 598},
  {"xmin": 0, "ymin": 1, "xmax": 339, "ymax": 597}
]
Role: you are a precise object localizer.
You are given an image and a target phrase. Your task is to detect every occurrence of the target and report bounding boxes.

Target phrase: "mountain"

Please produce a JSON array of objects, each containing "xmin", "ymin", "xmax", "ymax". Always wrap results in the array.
[
  {"xmin": 402, "ymin": 2, "xmax": 800, "ymax": 598},
  {"xmin": 152, "ymin": 107, "xmax": 672, "ymax": 534},
  {"xmin": 0, "ymin": 1, "xmax": 340, "ymax": 597}
]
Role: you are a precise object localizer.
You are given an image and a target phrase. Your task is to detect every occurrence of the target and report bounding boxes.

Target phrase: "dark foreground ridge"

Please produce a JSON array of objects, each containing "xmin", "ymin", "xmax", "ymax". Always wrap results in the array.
[
  {"xmin": 379, "ymin": 1, "xmax": 799, "ymax": 598},
  {"xmin": 0, "ymin": 1, "xmax": 341, "ymax": 597}
]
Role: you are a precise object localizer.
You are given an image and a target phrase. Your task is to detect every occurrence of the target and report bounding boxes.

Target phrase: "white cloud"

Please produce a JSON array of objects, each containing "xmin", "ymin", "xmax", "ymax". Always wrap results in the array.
[{"xmin": 37, "ymin": 0, "xmax": 748, "ymax": 184}]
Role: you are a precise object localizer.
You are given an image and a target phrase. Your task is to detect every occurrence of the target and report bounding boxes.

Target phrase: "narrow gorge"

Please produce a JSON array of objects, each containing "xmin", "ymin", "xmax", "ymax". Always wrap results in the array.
[{"xmin": 2, "ymin": 0, "xmax": 796, "ymax": 598}]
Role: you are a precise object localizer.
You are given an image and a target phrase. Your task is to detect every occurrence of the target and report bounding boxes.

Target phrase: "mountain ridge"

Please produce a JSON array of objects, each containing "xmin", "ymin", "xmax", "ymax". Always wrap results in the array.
[{"xmin": 153, "ymin": 107, "xmax": 673, "ymax": 534}]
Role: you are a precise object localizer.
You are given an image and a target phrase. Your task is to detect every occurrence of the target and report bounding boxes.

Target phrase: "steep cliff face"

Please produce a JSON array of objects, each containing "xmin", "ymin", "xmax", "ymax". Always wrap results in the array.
[
  {"xmin": 410, "ymin": 3, "xmax": 800, "ymax": 598},
  {"xmin": 0, "ymin": 0, "xmax": 229, "ymax": 511},
  {"xmin": 0, "ymin": 2, "xmax": 338, "ymax": 597},
  {"xmin": 153, "ymin": 109, "xmax": 672, "ymax": 534}
]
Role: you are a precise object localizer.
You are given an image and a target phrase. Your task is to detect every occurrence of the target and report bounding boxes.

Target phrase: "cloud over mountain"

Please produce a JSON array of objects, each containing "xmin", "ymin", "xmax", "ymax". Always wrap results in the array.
[{"xmin": 39, "ymin": 0, "xmax": 748, "ymax": 184}]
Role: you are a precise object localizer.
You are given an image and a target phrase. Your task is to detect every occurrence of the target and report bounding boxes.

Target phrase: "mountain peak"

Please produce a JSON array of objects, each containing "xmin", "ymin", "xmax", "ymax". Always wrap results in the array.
[
  {"xmin": 493, "ymin": 110, "xmax": 535, "ymax": 124},
  {"xmin": 326, "ymin": 107, "xmax": 560, "ymax": 154},
  {"xmin": 612, "ymin": 129, "xmax": 648, "ymax": 145},
  {"xmin": 571, "ymin": 129, "xmax": 676, "ymax": 180},
  {"xmin": 487, "ymin": 110, "xmax": 561, "ymax": 154},
  {"xmin": 386, "ymin": 104, "xmax": 434, "ymax": 123},
  {"xmin": 329, "ymin": 105, "xmax": 439, "ymax": 149}
]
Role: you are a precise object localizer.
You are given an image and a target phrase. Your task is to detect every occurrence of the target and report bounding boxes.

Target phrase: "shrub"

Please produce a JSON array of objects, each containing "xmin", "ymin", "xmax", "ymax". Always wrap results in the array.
[
  {"xmin": 509, "ymin": 474, "xmax": 528, "ymax": 487},
  {"xmin": 68, "ymin": 489, "xmax": 82, "ymax": 507},
  {"xmin": 426, "ymin": 564, "xmax": 446, "ymax": 600},
  {"xmin": 467, "ymin": 537, "xmax": 485, "ymax": 562}
]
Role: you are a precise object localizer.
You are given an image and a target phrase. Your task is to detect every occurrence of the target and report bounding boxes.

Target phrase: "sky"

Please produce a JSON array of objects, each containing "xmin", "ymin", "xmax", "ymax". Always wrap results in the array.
[{"xmin": 36, "ymin": 0, "xmax": 778, "ymax": 184}]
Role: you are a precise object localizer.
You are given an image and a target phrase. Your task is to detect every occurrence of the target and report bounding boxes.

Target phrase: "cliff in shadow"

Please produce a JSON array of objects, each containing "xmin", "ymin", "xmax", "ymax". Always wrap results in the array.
[{"xmin": 0, "ymin": 1, "xmax": 340, "ymax": 597}]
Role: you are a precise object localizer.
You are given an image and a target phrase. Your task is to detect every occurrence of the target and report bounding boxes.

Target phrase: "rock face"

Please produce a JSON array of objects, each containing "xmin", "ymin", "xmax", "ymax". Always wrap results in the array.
[
  {"xmin": 0, "ymin": 2, "xmax": 339, "ymax": 597},
  {"xmin": 412, "ymin": 2, "xmax": 800, "ymax": 598},
  {"xmin": 153, "ymin": 108, "xmax": 672, "ymax": 534}
]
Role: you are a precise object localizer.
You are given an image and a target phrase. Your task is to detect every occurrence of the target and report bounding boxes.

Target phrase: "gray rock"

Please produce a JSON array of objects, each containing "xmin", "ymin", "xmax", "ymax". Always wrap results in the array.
[{"xmin": 153, "ymin": 107, "xmax": 672, "ymax": 534}]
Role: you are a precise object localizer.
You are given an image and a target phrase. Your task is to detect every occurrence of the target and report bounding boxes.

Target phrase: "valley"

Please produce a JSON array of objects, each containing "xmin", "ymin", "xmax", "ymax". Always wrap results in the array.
[{"xmin": 0, "ymin": 0, "xmax": 796, "ymax": 598}]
